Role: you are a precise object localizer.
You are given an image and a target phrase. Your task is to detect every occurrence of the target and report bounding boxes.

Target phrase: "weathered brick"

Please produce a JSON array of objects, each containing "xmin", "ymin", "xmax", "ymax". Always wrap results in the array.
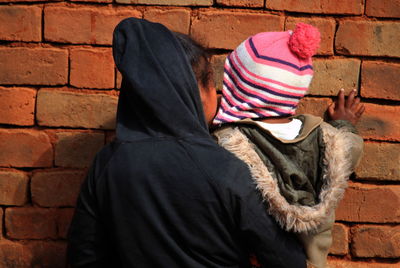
[
  {"xmin": 355, "ymin": 142, "xmax": 400, "ymax": 181},
  {"xmin": 0, "ymin": 240, "xmax": 30, "ymax": 267},
  {"xmin": 5, "ymin": 207, "xmax": 57, "ymax": 239},
  {"xmin": 285, "ymin": 17, "xmax": 336, "ymax": 55},
  {"xmin": 216, "ymin": 0, "xmax": 263, "ymax": 7},
  {"xmin": 45, "ymin": 5, "xmax": 141, "ymax": 45},
  {"xmin": 116, "ymin": 70, "xmax": 123, "ymax": 89},
  {"xmin": 0, "ymin": 87, "xmax": 36, "ymax": 126},
  {"xmin": 0, "ymin": 47, "xmax": 68, "ymax": 85},
  {"xmin": 57, "ymin": 208, "xmax": 74, "ymax": 238},
  {"xmin": 116, "ymin": 0, "xmax": 212, "ymax": 5},
  {"xmin": 296, "ymin": 97, "xmax": 331, "ymax": 117},
  {"xmin": 0, "ymin": 0, "xmax": 59, "ymax": 2},
  {"xmin": 55, "ymin": 132, "xmax": 104, "ymax": 168},
  {"xmin": 361, "ymin": 61, "xmax": 400, "ymax": 101},
  {"xmin": 191, "ymin": 11, "xmax": 283, "ymax": 49},
  {"xmin": 71, "ymin": 0, "xmax": 111, "ymax": 2},
  {"xmin": 309, "ymin": 59, "xmax": 360, "ymax": 96},
  {"xmin": 144, "ymin": 8, "xmax": 191, "ymax": 34},
  {"xmin": 327, "ymin": 259, "xmax": 399, "ymax": 268},
  {"xmin": 0, "ymin": 170, "xmax": 29, "ymax": 206},
  {"xmin": 70, "ymin": 48, "xmax": 115, "ymax": 89},
  {"xmin": 266, "ymin": 0, "xmax": 364, "ymax": 14},
  {"xmin": 0, "ymin": 5, "xmax": 41, "ymax": 42},
  {"xmin": 0, "ymin": 129, "xmax": 53, "ymax": 168},
  {"xmin": 37, "ymin": 88, "xmax": 118, "ymax": 129},
  {"xmin": 366, "ymin": 0, "xmax": 400, "ymax": 18},
  {"xmin": 0, "ymin": 240, "xmax": 66, "ymax": 268},
  {"xmin": 211, "ymin": 54, "xmax": 228, "ymax": 91},
  {"xmin": 336, "ymin": 183, "xmax": 400, "ymax": 223},
  {"xmin": 336, "ymin": 20, "xmax": 400, "ymax": 58},
  {"xmin": 31, "ymin": 169, "xmax": 86, "ymax": 207},
  {"xmin": 357, "ymin": 103, "xmax": 400, "ymax": 141},
  {"xmin": 330, "ymin": 223, "xmax": 349, "ymax": 255},
  {"xmin": 352, "ymin": 225, "xmax": 400, "ymax": 258}
]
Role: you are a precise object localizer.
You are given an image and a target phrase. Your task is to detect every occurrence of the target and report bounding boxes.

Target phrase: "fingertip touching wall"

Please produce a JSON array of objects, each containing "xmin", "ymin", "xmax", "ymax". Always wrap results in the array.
[{"xmin": 0, "ymin": 0, "xmax": 399, "ymax": 267}]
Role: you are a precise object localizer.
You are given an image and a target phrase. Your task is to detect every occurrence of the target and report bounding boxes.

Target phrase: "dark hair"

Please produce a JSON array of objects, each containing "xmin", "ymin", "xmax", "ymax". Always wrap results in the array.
[{"xmin": 173, "ymin": 32, "xmax": 213, "ymax": 89}]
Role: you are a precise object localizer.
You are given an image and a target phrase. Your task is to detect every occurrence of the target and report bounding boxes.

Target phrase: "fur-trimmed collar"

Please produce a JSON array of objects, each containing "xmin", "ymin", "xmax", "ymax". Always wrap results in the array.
[{"xmin": 214, "ymin": 122, "xmax": 354, "ymax": 233}]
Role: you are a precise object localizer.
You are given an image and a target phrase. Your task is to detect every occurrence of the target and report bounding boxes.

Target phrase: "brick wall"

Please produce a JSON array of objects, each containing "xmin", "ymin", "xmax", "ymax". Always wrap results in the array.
[{"xmin": 0, "ymin": 0, "xmax": 399, "ymax": 267}]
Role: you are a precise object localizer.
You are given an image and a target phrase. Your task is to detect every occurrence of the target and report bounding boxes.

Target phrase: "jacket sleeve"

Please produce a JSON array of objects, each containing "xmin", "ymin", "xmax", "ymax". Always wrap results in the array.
[
  {"xmin": 328, "ymin": 120, "xmax": 364, "ymax": 169},
  {"xmin": 232, "ymin": 180, "xmax": 307, "ymax": 268},
  {"xmin": 67, "ymin": 161, "xmax": 110, "ymax": 268}
]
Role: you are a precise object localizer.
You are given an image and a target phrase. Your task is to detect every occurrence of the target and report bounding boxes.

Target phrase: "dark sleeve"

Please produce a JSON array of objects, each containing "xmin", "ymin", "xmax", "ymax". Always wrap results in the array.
[
  {"xmin": 67, "ymin": 160, "xmax": 110, "ymax": 268},
  {"xmin": 236, "ymin": 187, "xmax": 307, "ymax": 268}
]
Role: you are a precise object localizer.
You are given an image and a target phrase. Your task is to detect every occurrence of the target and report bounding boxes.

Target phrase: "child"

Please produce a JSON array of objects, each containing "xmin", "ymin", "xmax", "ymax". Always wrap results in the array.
[{"xmin": 212, "ymin": 23, "xmax": 364, "ymax": 268}]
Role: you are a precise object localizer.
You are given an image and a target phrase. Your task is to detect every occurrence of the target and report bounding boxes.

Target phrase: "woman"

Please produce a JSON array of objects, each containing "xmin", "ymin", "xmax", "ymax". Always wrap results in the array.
[{"xmin": 67, "ymin": 18, "xmax": 306, "ymax": 268}]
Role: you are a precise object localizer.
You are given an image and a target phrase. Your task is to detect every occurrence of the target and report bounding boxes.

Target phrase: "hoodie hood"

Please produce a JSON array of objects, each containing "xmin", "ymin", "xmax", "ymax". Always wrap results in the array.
[{"xmin": 112, "ymin": 18, "xmax": 209, "ymax": 141}]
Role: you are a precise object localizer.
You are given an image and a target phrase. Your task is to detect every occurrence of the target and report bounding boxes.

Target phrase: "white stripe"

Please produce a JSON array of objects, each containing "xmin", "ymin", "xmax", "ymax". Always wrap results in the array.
[
  {"xmin": 224, "ymin": 65, "xmax": 298, "ymax": 111},
  {"xmin": 236, "ymin": 42, "xmax": 313, "ymax": 88},
  {"xmin": 231, "ymin": 51, "xmax": 309, "ymax": 95}
]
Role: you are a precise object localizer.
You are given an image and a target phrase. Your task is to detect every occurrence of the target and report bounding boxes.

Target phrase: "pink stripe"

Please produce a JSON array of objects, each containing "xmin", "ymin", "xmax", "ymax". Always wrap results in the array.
[
  {"xmin": 232, "ymin": 50, "xmax": 308, "ymax": 93},
  {"xmin": 225, "ymin": 65, "xmax": 299, "ymax": 107},
  {"xmin": 244, "ymin": 41, "xmax": 314, "ymax": 76},
  {"xmin": 223, "ymin": 78, "xmax": 292, "ymax": 114},
  {"xmin": 230, "ymin": 52, "xmax": 305, "ymax": 99}
]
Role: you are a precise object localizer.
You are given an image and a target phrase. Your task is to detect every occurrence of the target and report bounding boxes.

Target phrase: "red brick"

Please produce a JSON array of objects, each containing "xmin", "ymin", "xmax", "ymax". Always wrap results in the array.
[
  {"xmin": 327, "ymin": 259, "xmax": 399, "ymax": 268},
  {"xmin": 357, "ymin": 103, "xmax": 400, "ymax": 141},
  {"xmin": 285, "ymin": 17, "xmax": 336, "ymax": 55},
  {"xmin": 211, "ymin": 54, "xmax": 228, "ymax": 91},
  {"xmin": 330, "ymin": 223, "xmax": 349, "ymax": 255},
  {"xmin": 0, "ymin": 5, "xmax": 41, "ymax": 42},
  {"xmin": 0, "ymin": 0, "xmax": 59, "ymax": 2},
  {"xmin": 0, "ymin": 240, "xmax": 66, "ymax": 268},
  {"xmin": 116, "ymin": 0, "xmax": 212, "ymax": 5},
  {"xmin": 336, "ymin": 20, "xmax": 400, "ymax": 58},
  {"xmin": 309, "ymin": 59, "xmax": 360, "ymax": 96},
  {"xmin": 267, "ymin": 0, "xmax": 364, "ymax": 14},
  {"xmin": 296, "ymin": 97, "xmax": 332, "ymax": 117},
  {"xmin": 352, "ymin": 225, "xmax": 400, "ymax": 258},
  {"xmin": 0, "ymin": 240, "xmax": 30, "ymax": 267},
  {"xmin": 191, "ymin": 11, "xmax": 283, "ymax": 49},
  {"xmin": 0, "ymin": 129, "xmax": 53, "ymax": 168},
  {"xmin": 336, "ymin": 183, "xmax": 400, "ymax": 223},
  {"xmin": 45, "ymin": 5, "xmax": 141, "ymax": 45},
  {"xmin": 31, "ymin": 170, "xmax": 86, "ymax": 207},
  {"xmin": 355, "ymin": 142, "xmax": 400, "ymax": 181},
  {"xmin": 5, "ymin": 207, "xmax": 57, "ymax": 239},
  {"xmin": 144, "ymin": 8, "xmax": 191, "ymax": 34},
  {"xmin": 0, "ymin": 170, "xmax": 29, "ymax": 206},
  {"xmin": 0, "ymin": 47, "xmax": 68, "ymax": 85},
  {"xmin": 216, "ymin": 0, "xmax": 263, "ymax": 7},
  {"xmin": 116, "ymin": 70, "xmax": 122, "ymax": 89},
  {"xmin": 37, "ymin": 88, "xmax": 118, "ymax": 129},
  {"xmin": 57, "ymin": 208, "xmax": 74, "ymax": 238},
  {"xmin": 361, "ymin": 61, "xmax": 400, "ymax": 101},
  {"xmin": 55, "ymin": 132, "xmax": 104, "ymax": 168},
  {"xmin": 71, "ymin": 0, "xmax": 111, "ymax": 2},
  {"xmin": 70, "ymin": 48, "xmax": 115, "ymax": 89},
  {"xmin": 0, "ymin": 87, "xmax": 36, "ymax": 126},
  {"xmin": 366, "ymin": 0, "xmax": 400, "ymax": 18},
  {"xmin": 105, "ymin": 130, "xmax": 116, "ymax": 144}
]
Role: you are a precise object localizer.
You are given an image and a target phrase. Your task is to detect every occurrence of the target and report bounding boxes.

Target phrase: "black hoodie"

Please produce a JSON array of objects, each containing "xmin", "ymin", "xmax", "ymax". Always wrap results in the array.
[{"xmin": 67, "ymin": 18, "xmax": 306, "ymax": 268}]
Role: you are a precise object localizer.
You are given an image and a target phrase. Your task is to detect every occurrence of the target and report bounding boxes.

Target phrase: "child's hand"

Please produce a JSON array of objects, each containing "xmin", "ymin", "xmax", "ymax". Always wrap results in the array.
[{"xmin": 327, "ymin": 89, "xmax": 365, "ymax": 125}]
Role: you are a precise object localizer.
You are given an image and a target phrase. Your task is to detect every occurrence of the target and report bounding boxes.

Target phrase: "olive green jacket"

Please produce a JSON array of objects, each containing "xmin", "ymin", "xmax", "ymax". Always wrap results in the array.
[{"xmin": 213, "ymin": 114, "xmax": 364, "ymax": 268}]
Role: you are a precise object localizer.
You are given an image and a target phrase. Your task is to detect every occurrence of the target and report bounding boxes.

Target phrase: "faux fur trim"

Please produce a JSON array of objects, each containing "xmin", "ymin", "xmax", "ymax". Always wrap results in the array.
[{"xmin": 214, "ymin": 123, "xmax": 354, "ymax": 233}]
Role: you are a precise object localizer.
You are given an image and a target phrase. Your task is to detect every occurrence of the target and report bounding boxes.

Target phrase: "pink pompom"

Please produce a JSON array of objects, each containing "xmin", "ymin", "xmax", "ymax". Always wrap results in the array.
[{"xmin": 288, "ymin": 23, "xmax": 321, "ymax": 59}]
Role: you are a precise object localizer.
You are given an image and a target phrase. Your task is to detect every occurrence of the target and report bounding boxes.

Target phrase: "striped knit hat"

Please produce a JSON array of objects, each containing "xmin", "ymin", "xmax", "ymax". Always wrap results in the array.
[{"xmin": 213, "ymin": 23, "xmax": 320, "ymax": 124}]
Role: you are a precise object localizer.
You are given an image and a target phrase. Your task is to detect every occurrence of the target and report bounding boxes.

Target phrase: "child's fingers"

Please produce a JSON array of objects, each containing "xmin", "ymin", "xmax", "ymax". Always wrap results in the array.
[
  {"xmin": 337, "ymin": 88, "xmax": 345, "ymax": 110},
  {"xmin": 355, "ymin": 104, "xmax": 365, "ymax": 117},
  {"xmin": 351, "ymin": 97, "xmax": 361, "ymax": 111},
  {"xmin": 346, "ymin": 89, "xmax": 357, "ymax": 108},
  {"xmin": 328, "ymin": 102, "xmax": 335, "ymax": 116}
]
